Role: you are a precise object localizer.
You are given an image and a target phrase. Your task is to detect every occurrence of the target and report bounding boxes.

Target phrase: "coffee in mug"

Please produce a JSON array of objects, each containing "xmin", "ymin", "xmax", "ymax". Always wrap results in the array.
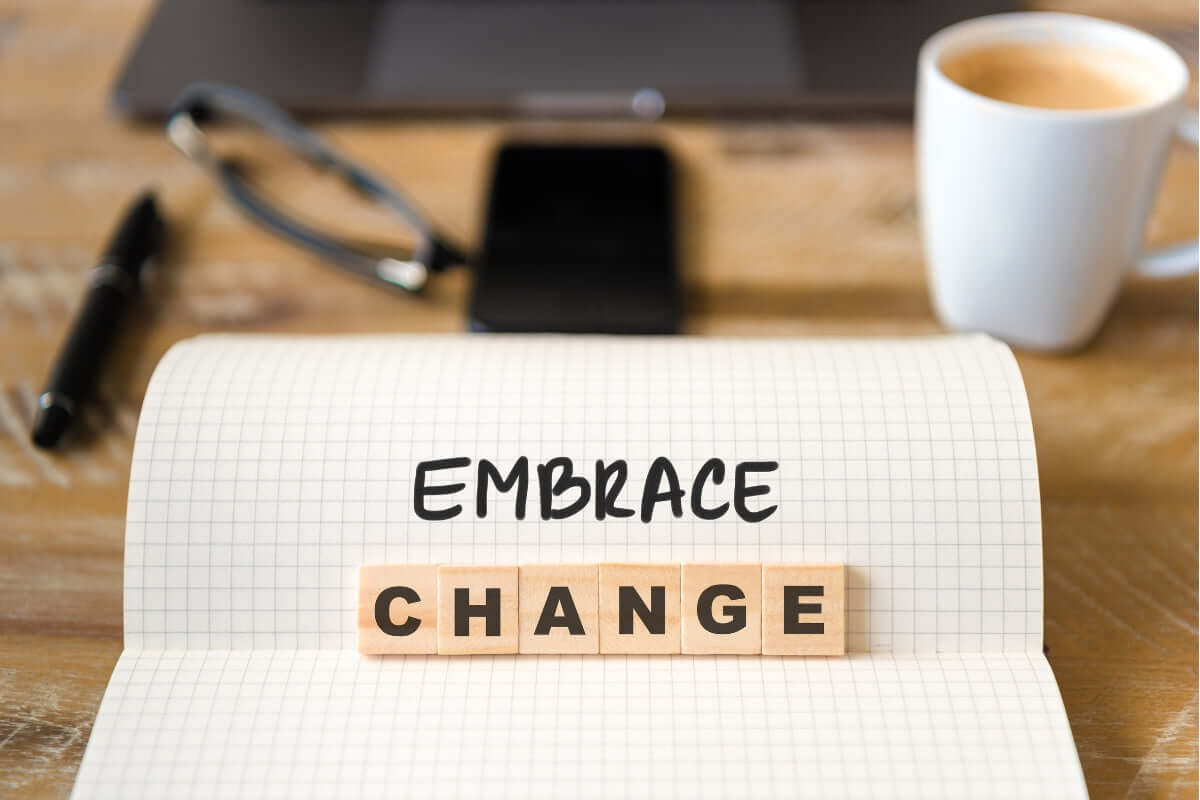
[
  {"xmin": 917, "ymin": 13, "xmax": 1197, "ymax": 351},
  {"xmin": 939, "ymin": 41, "xmax": 1162, "ymax": 110}
]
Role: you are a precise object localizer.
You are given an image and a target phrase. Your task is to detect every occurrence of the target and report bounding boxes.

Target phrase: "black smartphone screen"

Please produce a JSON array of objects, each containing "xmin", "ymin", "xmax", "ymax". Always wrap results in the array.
[{"xmin": 469, "ymin": 144, "xmax": 679, "ymax": 333}]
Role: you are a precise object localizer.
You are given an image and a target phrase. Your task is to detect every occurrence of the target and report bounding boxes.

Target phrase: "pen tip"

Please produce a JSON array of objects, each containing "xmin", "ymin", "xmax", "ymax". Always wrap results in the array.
[{"xmin": 31, "ymin": 404, "xmax": 71, "ymax": 449}]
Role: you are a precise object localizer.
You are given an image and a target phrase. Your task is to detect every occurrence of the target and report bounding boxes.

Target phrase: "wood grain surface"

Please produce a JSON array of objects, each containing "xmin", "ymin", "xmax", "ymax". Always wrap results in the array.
[{"xmin": 0, "ymin": 0, "xmax": 1195, "ymax": 797}]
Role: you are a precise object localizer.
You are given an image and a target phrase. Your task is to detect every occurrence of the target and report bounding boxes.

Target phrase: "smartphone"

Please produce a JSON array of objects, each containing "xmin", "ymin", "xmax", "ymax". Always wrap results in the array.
[{"xmin": 469, "ymin": 143, "xmax": 679, "ymax": 333}]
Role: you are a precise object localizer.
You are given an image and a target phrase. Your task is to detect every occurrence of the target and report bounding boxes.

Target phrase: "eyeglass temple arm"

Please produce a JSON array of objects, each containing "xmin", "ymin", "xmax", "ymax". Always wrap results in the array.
[
  {"xmin": 166, "ymin": 82, "xmax": 469, "ymax": 283},
  {"xmin": 217, "ymin": 159, "xmax": 436, "ymax": 293}
]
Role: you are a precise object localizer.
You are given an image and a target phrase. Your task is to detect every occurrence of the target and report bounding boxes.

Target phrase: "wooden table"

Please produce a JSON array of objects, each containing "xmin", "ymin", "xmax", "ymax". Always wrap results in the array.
[{"xmin": 0, "ymin": 1, "xmax": 1196, "ymax": 797}]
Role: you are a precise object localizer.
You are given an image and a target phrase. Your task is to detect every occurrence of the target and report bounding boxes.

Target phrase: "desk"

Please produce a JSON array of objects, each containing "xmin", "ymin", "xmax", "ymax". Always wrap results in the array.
[{"xmin": 0, "ymin": 1, "xmax": 1196, "ymax": 797}]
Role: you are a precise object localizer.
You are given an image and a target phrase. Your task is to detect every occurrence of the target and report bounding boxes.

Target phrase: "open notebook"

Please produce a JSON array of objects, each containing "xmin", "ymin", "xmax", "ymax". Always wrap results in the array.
[{"xmin": 72, "ymin": 334, "xmax": 1086, "ymax": 799}]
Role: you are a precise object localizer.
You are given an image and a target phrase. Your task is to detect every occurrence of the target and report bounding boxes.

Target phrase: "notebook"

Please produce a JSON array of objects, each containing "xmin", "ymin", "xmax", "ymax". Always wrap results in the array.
[{"xmin": 71, "ymin": 334, "xmax": 1086, "ymax": 799}]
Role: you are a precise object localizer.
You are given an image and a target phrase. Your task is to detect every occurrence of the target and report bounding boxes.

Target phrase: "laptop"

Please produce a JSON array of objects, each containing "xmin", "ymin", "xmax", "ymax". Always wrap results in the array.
[{"xmin": 113, "ymin": 0, "xmax": 1014, "ymax": 118}]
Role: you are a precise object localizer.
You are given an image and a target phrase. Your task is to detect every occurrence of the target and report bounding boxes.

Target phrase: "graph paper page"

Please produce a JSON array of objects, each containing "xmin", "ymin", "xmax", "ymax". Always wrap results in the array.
[{"xmin": 72, "ymin": 335, "xmax": 1084, "ymax": 798}]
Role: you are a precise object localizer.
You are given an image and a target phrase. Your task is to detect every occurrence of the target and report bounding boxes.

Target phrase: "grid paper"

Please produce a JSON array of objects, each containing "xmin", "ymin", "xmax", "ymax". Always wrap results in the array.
[
  {"xmin": 71, "ymin": 334, "xmax": 1084, "ymax": 798},
  {"xmin": 74, "ymin": 651, "xmax": 1081, "ymax": 800}
]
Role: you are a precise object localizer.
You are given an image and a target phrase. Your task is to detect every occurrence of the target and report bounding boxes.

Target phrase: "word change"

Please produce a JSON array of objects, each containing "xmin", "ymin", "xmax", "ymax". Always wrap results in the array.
[{"xmin": 358, "ymin": 562, "xmax": 845, "ymax": 656}]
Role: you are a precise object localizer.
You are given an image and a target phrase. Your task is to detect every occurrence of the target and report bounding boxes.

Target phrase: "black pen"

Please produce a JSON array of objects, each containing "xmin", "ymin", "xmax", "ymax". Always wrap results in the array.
[{"xmin": 32, "ymin": 191, "xmax": 166, "ymax": 449}]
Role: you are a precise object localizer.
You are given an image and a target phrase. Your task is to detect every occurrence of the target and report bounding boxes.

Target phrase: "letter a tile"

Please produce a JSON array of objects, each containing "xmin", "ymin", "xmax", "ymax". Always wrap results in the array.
[
  {"xmin": 437, "ymin": 565, "xmax": 519, "ymax": 655},
  {"xmin": 519, "ymin": 564, "xmax": 599, "ymax": 654}
]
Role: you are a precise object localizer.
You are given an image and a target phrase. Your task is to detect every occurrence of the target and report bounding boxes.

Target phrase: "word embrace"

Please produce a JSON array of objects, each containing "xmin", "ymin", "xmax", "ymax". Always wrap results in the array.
[{"xmin": 358, "ymin": 563, "xmax": 845, "ymax": 656}]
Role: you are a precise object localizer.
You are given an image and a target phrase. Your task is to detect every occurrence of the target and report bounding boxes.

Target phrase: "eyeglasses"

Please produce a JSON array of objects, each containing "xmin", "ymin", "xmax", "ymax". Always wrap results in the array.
[{"xmin": 166, "ymin": 82, "xmax": 468, "ymax": 293}]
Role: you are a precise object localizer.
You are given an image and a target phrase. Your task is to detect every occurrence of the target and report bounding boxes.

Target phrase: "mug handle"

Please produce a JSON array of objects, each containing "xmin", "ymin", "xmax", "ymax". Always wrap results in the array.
[{"xmin": 1136, "ymin": 110, "xmax": 1199, "ymax": 278}]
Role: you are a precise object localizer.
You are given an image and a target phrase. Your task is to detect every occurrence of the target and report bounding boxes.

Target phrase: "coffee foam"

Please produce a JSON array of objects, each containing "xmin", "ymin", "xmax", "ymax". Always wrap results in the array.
[{"xmin": 939, "ymin": 40, "xmax": 1165, "ymax": 111}]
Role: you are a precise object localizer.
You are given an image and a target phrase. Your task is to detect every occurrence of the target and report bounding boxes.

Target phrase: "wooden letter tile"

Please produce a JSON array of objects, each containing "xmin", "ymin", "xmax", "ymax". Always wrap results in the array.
[
  {"xmin": 357, "ymin": 564, "xmax": 438, "ymax": 655},
  {"xmin": 598, "ymin": 563, "xmax": 681, "ymax": 654},
  {"xmin": 681, "ymin": 563, "xmax": 762, "ymax": 655},
  {"xmin": 519, "ymin": 564, "xmax": 599, "ymax": 654},
  {"xmin": 761, "ymin": 564, "xmax": 845, "ymax": 656},
  {"xmin": 437, "ymin": 565, "xmax": 519, "ymax": 655}
]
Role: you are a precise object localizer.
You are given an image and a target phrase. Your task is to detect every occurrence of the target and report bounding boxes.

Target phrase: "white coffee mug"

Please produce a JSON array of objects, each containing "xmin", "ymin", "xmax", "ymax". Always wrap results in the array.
[{"xmin": 917, "ymin": 13, "xmax": 1197, "ymax": 351}]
